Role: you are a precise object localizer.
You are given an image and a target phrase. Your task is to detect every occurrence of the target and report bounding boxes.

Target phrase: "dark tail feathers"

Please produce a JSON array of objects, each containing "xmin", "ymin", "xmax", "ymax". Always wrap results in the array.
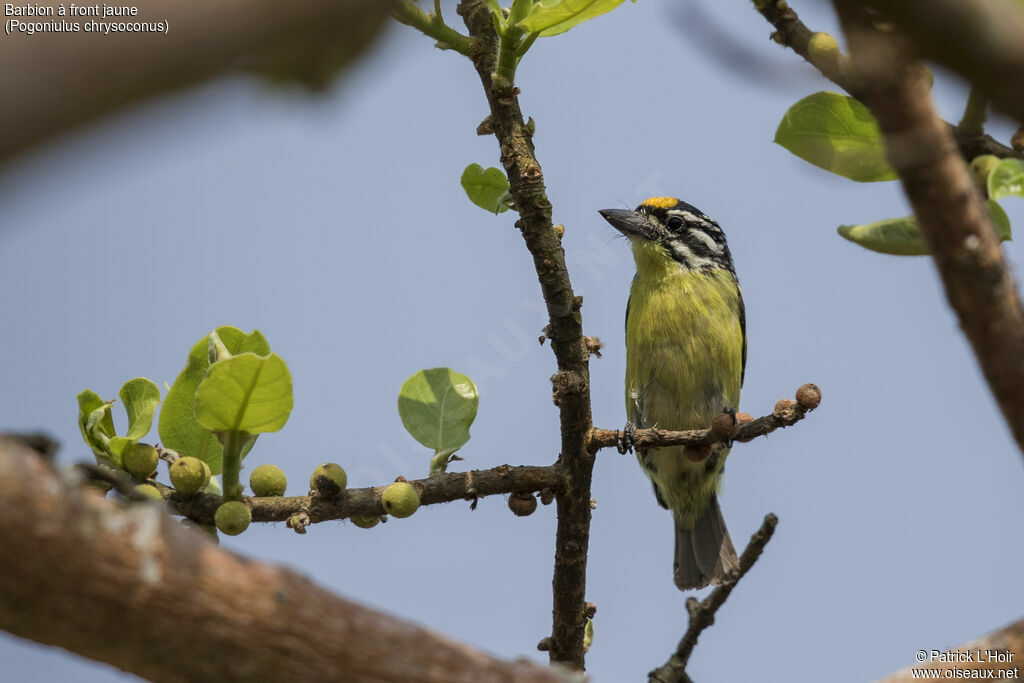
[{"xmin": 674, "ymin": 495, "xmax": 739, "ymax": 590}]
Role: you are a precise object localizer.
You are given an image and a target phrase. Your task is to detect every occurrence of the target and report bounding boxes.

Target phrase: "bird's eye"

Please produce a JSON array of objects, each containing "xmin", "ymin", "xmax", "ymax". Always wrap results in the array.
[{"xmin": 666, "ymin": 216, "xmax": 683, "ymax": 230}]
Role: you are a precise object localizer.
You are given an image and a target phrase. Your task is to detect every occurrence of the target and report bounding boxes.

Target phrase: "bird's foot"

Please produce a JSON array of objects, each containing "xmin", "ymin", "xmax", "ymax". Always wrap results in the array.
[
  {"xmin": 617, "ymin": 421, "xmax": 636, "ymax": 454},
  {"xmin": 723, "ymin": 406, "xmax": 737, "ymax": 448}
]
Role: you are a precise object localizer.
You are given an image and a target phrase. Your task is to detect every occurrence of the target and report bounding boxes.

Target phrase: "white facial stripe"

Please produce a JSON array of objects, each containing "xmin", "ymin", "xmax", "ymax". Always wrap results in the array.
[
  {"xmin": 689, "ymin": 228, "xmax": 722, "ymax": 253},
  {"xmin": 669, "ymin": 242, "xmax": 716, "ymax": 269}
]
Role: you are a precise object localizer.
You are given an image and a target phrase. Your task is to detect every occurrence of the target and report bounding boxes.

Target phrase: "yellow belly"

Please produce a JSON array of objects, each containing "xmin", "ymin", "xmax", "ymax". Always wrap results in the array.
[{"xmin": 625, "ymin": 266, "xmax": 743, "ymax": 527}]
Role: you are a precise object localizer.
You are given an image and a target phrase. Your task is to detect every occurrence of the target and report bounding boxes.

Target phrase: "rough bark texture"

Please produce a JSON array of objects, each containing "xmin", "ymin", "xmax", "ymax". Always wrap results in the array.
[
  {"xmin": 862, "ymin": 0, "xmax": 1024, "ymax": 124},
  {"xmin": 836, "ymin": 3, "xmax": 1024, "ymax": 460},
  {"xmin": 0, "ymin": 438, "xmax": 567, "ymax": 683},
  {"xmin": 0, "ymin": 0, "xmax": 392, "ymax": 161},
  {"xmin": 457, "ymin": 1, "xmax": 596, "ymax": 669}
]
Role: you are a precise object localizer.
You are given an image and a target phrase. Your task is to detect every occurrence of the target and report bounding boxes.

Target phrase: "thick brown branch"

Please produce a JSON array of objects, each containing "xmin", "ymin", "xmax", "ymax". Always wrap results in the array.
[
  {"xmin": 456, "ymin": 1, "xmax": 595, "ymax": 670},
  {"xmin": 587, "ymin": 386, "xmax": 820, "ymax": 453},
  {"xmin": 0, "ymin": 438, "xmax": 565, "ymax": 683},
  {"xmin": 857, "ymin": 0, "xmax": 1024, "ymax": 126},
  {"xmin": 752, "ymin": 1, "xmax": 1022, "ymax": 161},
  {"xmin": 0, "ymin": 0, "xmax": 392, "ymax": 162},
  {"xmin": 648, "ymin": 514, "xmax": 779, "ymax": 683},
  {"xmin": 78, "ymin": 462, "xmax": 565, "ymax": 527},
  {"xmin": 834, "ymin": 4, "xmax": 1024, "ymax": 460},
  {"xmin": 880, "ymin": 617, "xmax": 1024, "ymax": 681}
]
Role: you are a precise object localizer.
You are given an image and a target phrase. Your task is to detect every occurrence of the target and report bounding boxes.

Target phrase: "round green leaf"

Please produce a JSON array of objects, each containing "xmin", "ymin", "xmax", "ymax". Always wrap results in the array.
[
  {"xmin": 194, "ymin": 352, "xmax": 293, "ymax": 435},
  {"xmin": 461, "ymin": 163, "xmax": 511, "ymax": 214},
  {"xmin": 159, "ymin": 327, "xmax": 269, "ymax": 474},
  {"xmin": 398, "ymin": 368, "xmax": 478, "ymax": 454},
  {"xmin": 775, "ymin": 91, "xmax": 898, "ymax": 183}
]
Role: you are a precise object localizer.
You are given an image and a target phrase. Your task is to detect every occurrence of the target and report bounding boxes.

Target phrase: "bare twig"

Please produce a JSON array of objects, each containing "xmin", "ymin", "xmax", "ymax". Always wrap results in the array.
[
  {"xmin": 648, "ymin": 514, "xmax": 779, "ymax": 683},
  {"xmin": 456, "ymin": 0, "xmax": 596, "ymax": 669},
  {"xmin": 750, "ymin": 1, "xmax": 1023, "ymax": 161},
  {"xmin": 0, "ymin": 438, "xmax": 568, "ymax": 683},
  {"xmin": 833, "ymin": 2, "xmax": 1024, "ymax": 461}
]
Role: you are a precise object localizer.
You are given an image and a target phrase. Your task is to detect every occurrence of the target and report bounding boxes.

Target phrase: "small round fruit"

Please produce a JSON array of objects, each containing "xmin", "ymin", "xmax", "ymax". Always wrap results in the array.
[
  {"xmin": 169, "ymin": 456, "xmax": 208, "ymax": 494},
  {"xmin": 309, "ymin": 463, "xmax": 347, "ymax": 497},
  {"xmin": 808, "ymin": 32, "xmax": 840, "ymax": 67},
  {"xmin": 969, "ymin": 155, "xmax": 1000, "ymax": 190},
  {"xmin": 250, "ymin": 464, "xmax": 287, "ymax": 497},
  {"xmin": 382, "ymin": 481, "xmax": 420, "ymax": 518},
  {"xmin": 508, "ymin": 492, "xmax": 537, "ymax": 517},
  {"xmin": 123, "ymin": 443, "xmax": 159, "ymax": 479},
  {"xmin": 133, "ymin": 483, "xmax": 163, "ymax": 503},
  {"xmin": 795, "ymin": 383, "xmax": 822, "ymax": 411},
  {"xmin": 215, "ymin": 501, "xmax": 251, "ymax": 536},
  {"xmin": 350, "ymin": 515, "xmax": 381, "ymax": 529}
]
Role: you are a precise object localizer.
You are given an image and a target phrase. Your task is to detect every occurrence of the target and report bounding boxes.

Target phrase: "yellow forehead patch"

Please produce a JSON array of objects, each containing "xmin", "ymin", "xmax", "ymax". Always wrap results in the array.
[{"xmin": 640, "ymin": 196, "xmax": 679, "ymax": 209}]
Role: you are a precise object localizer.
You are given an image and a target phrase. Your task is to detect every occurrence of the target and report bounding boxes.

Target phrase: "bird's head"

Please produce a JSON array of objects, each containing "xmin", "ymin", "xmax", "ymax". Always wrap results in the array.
[{"xmin": 599, "ymin": 196, "xmax": 735, "ymax": 275}]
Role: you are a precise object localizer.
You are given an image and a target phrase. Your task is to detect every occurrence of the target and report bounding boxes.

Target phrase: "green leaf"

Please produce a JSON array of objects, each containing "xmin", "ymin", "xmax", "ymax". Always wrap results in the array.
[
  {"xmin": 517, "ymin": 0, "xmax": 627, "ymax": 37},
  {"xmin": 774, "ymin": 91, "xmax": 898, "ymax": 182},
  {"xmin": 987, "ymin": 199, "xmax": 1013, "ymax": 242},
  {"xmin": 76, "ymin": 389, "xmax": 117, "ymax": 464},
  {"xmin": 398, "ymin": 368, "xmax": 479, "ymax": 462},
  {"xmin": 988, "ymin": 159, "xmax": 1024, "ymax": 201},
  {"xmin": 77, "ymin": 389, "xmax": 118, "ymax": 467},
  {"xmin": 461, "ymin": 163, "xmax": 511, "ymax": 214},
  {"xmin": 838, "ymin": 200, "xmax": 1011, "ymax": 255},
  {"xmin": 120, "ymin": 378, "xmax": 160, "ymax": 441},
  {"xmin": 158, "ymin": 327, "xmax": 269, "ymax": 474},
  {"xmin": 194, "ymin": 353, "xmax": 293, "ymax": 435}
]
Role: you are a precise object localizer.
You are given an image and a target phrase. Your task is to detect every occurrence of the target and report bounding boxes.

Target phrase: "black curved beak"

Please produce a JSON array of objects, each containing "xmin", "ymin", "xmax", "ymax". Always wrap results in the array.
[{"xmin": 599, "ymin": 208, "xmax": 654, "ymax": 240}]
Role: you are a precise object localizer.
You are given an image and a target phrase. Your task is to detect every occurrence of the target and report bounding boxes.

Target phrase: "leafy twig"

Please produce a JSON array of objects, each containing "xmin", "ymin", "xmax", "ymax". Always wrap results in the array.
[
  {"xmin": 750, "ymin": 0, "xmax": 1022, "ymax": 161},
  {"xmin": 832, "ymin": 1, "xmax": 1024, "ymax": 460},
  {"xmin": 77, "ymin": 463, "xmax": 566, "ymax": 526},
  {"xmin": 392, "ymin": 0, "xmax": 473, "ymax": 56}
]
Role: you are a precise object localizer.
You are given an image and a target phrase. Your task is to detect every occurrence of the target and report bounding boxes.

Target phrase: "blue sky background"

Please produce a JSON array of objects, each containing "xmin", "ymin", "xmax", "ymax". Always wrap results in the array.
[{"xmin": 1, "ymin": 1, "xmax": 1022, "ymax": 680}]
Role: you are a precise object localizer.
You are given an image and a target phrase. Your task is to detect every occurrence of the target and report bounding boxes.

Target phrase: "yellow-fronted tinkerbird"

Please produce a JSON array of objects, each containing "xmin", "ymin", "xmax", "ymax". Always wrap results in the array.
[{"xmin": 600, "ymin": 196, "xmax": 745, "ymax": 590}]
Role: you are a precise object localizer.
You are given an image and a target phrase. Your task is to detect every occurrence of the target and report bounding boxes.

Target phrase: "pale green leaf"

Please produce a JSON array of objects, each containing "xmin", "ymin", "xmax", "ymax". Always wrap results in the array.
[
  {"xmin": 775, "ymin": 91, "xmax": 898, "ymax": 182},
  {"xmin": 398, "ymin": 368, "xmax": 478, "ymax": 458},
  {"xmin": 988, "ymin": 159, "xmax": 1024, "ymax": 201},
  {"xmin": 77, "ymin": 389, "xmax": 118, "ymax": 467},
  {"xmin": 517, "ymin": 0, "xmax": 627, "ymax": 37},
  {"xmin": 120, "ymin": 377, "xmax": 160, "ymax": 441},
  {"xmin": 838, "ymin": 200, "xmax": 1011, "ymax": 255},
  {"xmin": 158, "ymin": 327, "xmax": 269, "ymax": 474},
  {"xmin": 461, "ymin": 163, "xmax": 511, "ymax": 214},
  {"xmin": 194, "ymin": 353, "xmax": 293, "ymax": 435}
]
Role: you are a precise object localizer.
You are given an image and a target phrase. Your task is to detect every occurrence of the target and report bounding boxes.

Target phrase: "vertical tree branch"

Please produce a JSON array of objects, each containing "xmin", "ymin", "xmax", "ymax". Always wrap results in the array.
[
  {"xmin": 457, "ymin": 1, "xmax": 595, "ymax": 668},
  {"xmin": 834, "ymin": 1, "xmax": 1024, "ymax": 460}
]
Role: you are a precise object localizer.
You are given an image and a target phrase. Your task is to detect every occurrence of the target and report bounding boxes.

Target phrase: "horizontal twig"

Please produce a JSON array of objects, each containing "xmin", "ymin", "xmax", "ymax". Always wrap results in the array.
[
  {"xmin": 587, "ymin": 384, "xmax": 821, "ymax": 454},
  {"xmin": 78, "ymin": 462, "xmax": 566, "ymax": 527}
]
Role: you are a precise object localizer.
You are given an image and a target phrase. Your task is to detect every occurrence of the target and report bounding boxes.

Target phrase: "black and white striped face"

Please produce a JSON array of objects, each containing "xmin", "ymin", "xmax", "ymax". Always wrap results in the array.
[{"xmin": 600, "ymin": 196, "xmax": 735, "ymax": 274}]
